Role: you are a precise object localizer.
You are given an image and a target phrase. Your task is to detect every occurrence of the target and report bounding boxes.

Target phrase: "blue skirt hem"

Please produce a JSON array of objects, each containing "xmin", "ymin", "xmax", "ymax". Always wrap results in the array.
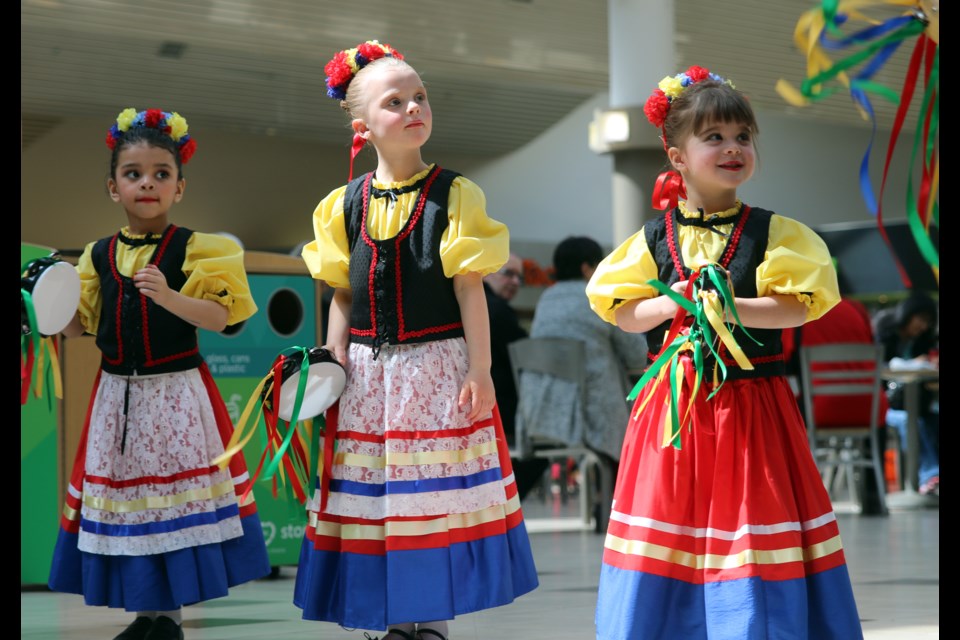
[
  {"xmin": 48, "ymin": 513, "xmax": 271, "ymax": 612},
  {"xmin": 595, "ymin": 563, "xmax": 863, "ymax": 640},
  {"xmin": 293, "ymin": 523, "xmax": 539, "ymax": 629}
]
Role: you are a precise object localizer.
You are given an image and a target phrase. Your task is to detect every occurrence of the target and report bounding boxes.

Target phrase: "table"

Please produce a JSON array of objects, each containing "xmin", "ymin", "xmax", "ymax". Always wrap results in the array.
[{"xmin": 882, "ymin": 367, "xmax": 939, "ymax": 510}]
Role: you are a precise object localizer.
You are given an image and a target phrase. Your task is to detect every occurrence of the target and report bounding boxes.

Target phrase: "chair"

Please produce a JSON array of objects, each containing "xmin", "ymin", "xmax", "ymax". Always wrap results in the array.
[
  {"xmin": 507, "ymin": 337, "xmax": 614, "ymax": 529},
  {"xmin": 799, "ymin": 343, "xmax": 888, "ymax": 515}
]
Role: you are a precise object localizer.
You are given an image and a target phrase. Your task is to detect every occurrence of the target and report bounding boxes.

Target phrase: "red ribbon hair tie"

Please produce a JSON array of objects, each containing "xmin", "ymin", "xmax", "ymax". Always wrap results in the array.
[
  {"xmin": 652, "ymin": 170, "xmax": 687, "ymax": 211},
  {"xmin": 348, "ymin": 133, "xmax": 367, "ymax": 181}
]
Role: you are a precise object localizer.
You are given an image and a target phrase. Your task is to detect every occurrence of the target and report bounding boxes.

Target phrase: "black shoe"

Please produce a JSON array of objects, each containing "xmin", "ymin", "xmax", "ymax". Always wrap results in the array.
[
  {"xmin": 113, "ymin": 617, "xmax": 155, "ymax": 640},
  {"xmin": 144, "ymin": 616, "xmax": 184, "ymax": 640}
]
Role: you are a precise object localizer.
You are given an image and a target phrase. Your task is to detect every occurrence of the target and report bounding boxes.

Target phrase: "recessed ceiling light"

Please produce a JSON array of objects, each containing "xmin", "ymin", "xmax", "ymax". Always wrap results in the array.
[{"xmin": 157, "ymin": 41, "xmax": 187, "ymax": 59}]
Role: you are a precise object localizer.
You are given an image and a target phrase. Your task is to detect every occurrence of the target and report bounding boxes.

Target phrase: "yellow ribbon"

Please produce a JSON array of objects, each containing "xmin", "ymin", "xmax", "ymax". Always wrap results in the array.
[
  {"xmin": 212, "ymin": 373, "xmax": 270, "ymax": 470},
  {"xmin": 701, "ymin": 291, "xmax": 754, "ymax": 371},
  {"xmin": 634, "ymin": 362, "xmax": 670, "ymax": 421},
  {"xmin": 776, "ymin": 4, "xmax": 852, "ymax": 108},
  {"xmin": 83, "ymin": 478, "xmax": 235, "ymax": 513},
  {"xmin": 30, "ymin": 337, "xmax": 64, "ymax": 400}
]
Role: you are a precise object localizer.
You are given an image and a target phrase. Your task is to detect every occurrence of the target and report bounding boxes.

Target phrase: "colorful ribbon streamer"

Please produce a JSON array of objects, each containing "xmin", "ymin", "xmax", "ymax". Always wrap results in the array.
[
  {"xmin": 212, "ymin": 346, "xmax": 322, "ymax": 505},
  {"xmin": 20, "ymin": 287, "xmax": 64, "ymax": 406},
  {"xmin": 627, "ymin": 265, "xmax": 759, "ymax": 450},
  {"xmin": 777, "ymin": 0, "xmax": 939, "ymax": 285}
]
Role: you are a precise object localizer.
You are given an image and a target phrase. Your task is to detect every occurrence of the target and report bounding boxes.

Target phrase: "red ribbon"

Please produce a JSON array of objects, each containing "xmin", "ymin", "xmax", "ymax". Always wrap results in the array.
[
  {"xmin": 652, "ymin": 171, "xmax": 687, "ymax": 211},
  {"xmin": 319, "ymin": 400, "xmax": 339, "ymax": 513},
  {"xmin": 917, "ymin": 37, "xmax": 937, "ymax": 227},
  {"xmin": 348, "ymin": 134, "xmax": 366, "ymax": 181},
  {"xmin": 240, "ymin": 356, "xmax": 286, "ymax": 504},
  {"xmin": 648, "ymin": 271, "xmax": 697, "ymax": 363},
  {"xmin": 21, "ymin": 345, "xmax": 35, "ymax": 405},
  {"xmin": 874, "ymin": 35, "xmax": 926, "ymax": 289},
  {"xmin": 276, "ymin": 432, "xmax": 307, "ymax": 503}
]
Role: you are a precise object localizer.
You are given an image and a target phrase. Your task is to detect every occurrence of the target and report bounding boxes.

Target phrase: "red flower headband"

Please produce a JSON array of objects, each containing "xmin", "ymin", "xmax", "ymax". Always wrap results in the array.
[
  {"xmin": 643, "ymin": 65, "xmax": 730, "ymax": 129},
  {"xmin": 324, "ymin": 40, "xmax": 405, "ymax": 101},
  {"xmin": 323, "ymin": 40, "xmax": 407, "ymax": 181}
]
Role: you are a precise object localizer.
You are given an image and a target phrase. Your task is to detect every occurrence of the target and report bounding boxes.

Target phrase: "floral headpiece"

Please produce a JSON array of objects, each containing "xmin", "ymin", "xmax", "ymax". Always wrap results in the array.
[
  {"xmin": 324, "ymin": 40, "xmax": 405, "ymax": 101},
  {"xmin": 643, "ymin": 66, "xmax": 734, "ymax": 128},
  {"xmin": 105, "ymin": 108, "xmax": 197, "ymax": 164}
]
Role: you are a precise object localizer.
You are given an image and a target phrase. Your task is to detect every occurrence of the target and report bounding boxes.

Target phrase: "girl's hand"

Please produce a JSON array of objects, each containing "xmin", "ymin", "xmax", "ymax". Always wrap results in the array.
[
  {"xmin": 667, "ymin": 280, "xmax": 689, "ymax": 312},
  {"xmin": 614, "ymin": 279, "xmax": 691, "ymax": 333},
  {"xmin": 134, "ymin": 264, "xmax": 173, "ymax": 307},
  {"xmin": 658, "ymin": 280, "xmax": 692, "ymax": 318},
  {"xmin": 459, "ymin": 367, "xmax": 495, "ymax": 422},
  {"xmin": 61, "ymin": 311, "xmax": 86, "ymax": 338},
  {"xmin": 323, "ymin": 342, "xmax": 349, "ymax": 367},
  {"xmin": 131, "ymin": 266, "xmax": 228, "ymax": 331}
]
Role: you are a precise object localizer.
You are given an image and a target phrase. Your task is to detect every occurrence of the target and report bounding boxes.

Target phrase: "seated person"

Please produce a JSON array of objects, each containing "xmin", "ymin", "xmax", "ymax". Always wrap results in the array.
[
  {"xmin": 517, "ymin": 236, "xmax": 647, "ymax": 522},
  {"xmin": 875, "ymin": 291, "xmax": 939, "ymax": 496}
]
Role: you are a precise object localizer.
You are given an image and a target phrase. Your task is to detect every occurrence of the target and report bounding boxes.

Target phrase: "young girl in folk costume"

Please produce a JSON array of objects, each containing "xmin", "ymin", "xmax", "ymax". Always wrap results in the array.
[
  {"xmin": 296, "ymin": 41, "xmax": 538, "ymax": 640},
  {"xmin": 48, "ymin": 109, "xmax": 270, "ymax": 640},
  {"xmin": 586, "ymin": 67, "xmax": 863, "ymax": 639}
]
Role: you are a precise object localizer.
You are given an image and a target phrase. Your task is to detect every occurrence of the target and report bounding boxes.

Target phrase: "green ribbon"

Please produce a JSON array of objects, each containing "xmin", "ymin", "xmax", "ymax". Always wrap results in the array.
[
  {"xmin": 850, "ymin": 79, "xmax": 900, "ymax": 104},
  {"xmin": 904, "ymin": 44, "xmax": 939, "ymax": 270},
  {"xmin": 628, "ymin": 340, "xmax": 682, "ymax": 402},
  {"xmin": 261, "ymin": 346, "xmax": 312, "ymax": 482},
  {"xmin": 822, "ymin": 0, "xmax": 841, "ymax": 36},
  {"xmin": 625, "ymin": 265, "xmax": 762, "ymax": 450},
  {"xmin": 21, "ymin": 288, "xmax": 41, "ymax": 365},
  {"xmin": 21, "ymin": 256, "xmax": 54, "ymax": 396}
]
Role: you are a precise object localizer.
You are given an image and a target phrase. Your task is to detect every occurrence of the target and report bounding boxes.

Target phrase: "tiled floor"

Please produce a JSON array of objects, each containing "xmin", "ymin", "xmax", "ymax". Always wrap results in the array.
[{"xmin": 22, "ymin": 493, "xmax": 939, "ymax": 639}]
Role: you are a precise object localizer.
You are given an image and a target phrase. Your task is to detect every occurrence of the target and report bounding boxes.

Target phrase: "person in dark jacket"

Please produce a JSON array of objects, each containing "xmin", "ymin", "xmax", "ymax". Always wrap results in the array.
[{"xmin": 484, "ymin": 253, "xmax": 550, "ymax": 501}]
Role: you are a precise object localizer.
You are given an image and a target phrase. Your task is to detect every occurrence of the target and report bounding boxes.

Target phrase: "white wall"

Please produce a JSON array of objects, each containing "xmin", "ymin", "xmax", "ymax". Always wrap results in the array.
[
  {"xmin": 467, "ymin": 94, "xmax": 615, "ymax": 257},
  {"xmin": 20, "ymin": 117, "xmax": 484, "ymax": 254},
  {"xmin": 21, "ymin": 117, "xmax": 350, "ymax": 253},
  {"xmin": 21, "ymin": 102, "xmax": 917, "ymax": 259}
]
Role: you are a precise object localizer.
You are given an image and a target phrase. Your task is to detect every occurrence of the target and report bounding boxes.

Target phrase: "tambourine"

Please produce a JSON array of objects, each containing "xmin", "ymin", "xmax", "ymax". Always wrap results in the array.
[
  {"xmin": 263, "ymin": 347, "xmax": 346, "ymax": 422},
  {"xmin": 21, "ymin": 255, "xmax": 81, "ymax": 337}
]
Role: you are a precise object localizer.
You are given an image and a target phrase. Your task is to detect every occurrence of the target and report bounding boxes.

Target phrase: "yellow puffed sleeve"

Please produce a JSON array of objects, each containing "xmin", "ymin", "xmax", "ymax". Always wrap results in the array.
[
  {"xmin": 181, "ymin": 232, "xmax": 258, "ymax": 326},
  {"xmin": 586, "ymin": 229, "xmax": 660, "ymax": 326},
  {"xmin": 757, "ymin": 215, "xmax": 840, "ymax": 322},
  {"xmin": 439, "ymin": 177, "xmax": 509, "ymax": 277},
  {"xmin": 301, "ymin": 186, "xmax": 351, "ymax": 289},
  {"xmin": 75, "ymin": 241, "xmax": 102, "ymax": 334}
]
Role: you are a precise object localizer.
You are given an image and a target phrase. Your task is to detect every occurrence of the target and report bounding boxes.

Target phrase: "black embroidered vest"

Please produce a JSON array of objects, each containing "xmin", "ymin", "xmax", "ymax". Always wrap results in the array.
[
  {"xmin": 643, "ymin": 205, "xmax": 787, "ymax": 380},
  {"xmin": 92, "ymin": 225, "xmax": 204, "ymax": 375},
  {"xmin": 344, "ymin": 166, "xmax": 465, "ymax": 352}
]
